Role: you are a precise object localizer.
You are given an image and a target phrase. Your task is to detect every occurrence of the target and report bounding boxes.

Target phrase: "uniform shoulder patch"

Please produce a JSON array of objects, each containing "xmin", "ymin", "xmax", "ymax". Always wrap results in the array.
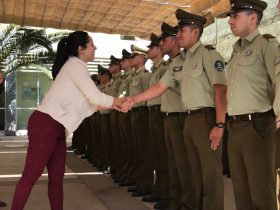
[
  {"xmin": 214, "ymin": 60, "xmax": 224, "ymax": 72},
  {"xmin": 275, "ymin": 57, "xmax": 280, "ymax": 65},
  {"xmin": 263, "ymin": 34, "xmax": 276, "ymax": 40},
  {"xmin": 144, "ymin": 69, "xmax": 149, "ymax": 73},
  {"xmin": 205, "ymin": 45, "xmax": 215, "ymax": 51},
  {"xmin": 162, "ymin": 61, "xmax": 168, "ymax": 66}
]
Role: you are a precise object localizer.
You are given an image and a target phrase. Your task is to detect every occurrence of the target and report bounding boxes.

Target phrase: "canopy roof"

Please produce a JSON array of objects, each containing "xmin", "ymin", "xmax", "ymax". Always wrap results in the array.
[{"xmin": 0, "ymin": 0, "xmax": 231, "ymax": 38}]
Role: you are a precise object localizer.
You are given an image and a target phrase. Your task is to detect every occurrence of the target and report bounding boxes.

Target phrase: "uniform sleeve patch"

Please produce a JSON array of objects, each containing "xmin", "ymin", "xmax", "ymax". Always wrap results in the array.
[
  {"xmin": 214, "ymin": 60, "xmax": 224, "ymax": 71},
  {"xmin": 173, "ymin": 66, "xmax": 182, "ymax": 72},
  {"xmin": 275, "ymin": 57, "xmax": 280, "ymax": 65}
]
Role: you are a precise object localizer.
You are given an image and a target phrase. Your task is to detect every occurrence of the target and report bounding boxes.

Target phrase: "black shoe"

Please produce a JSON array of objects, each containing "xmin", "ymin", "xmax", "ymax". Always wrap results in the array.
[
  {"xmin": 0, "ymin": 200, "xmax": 6, "ymax": 207},
  {"xmin": 111, "ymin": 173, "xmax": 121, "ymax": 180},
  {"xmin": 67, "ymin": 145, "xmax": 74, "ymax": 150},
  {"xmin": 132, "ymin": 189, "xmax": 151, "ymax": 197},
  {"xmin": 119, "ymin": 180, "xmax": 135, "ymax": 187},
  {"xmin": 81, "ymin": 154, "xmax": 89, "ymax": 159},
  {"xmin": 97, "ymin": 166, "xmax": 108, "ymax": 172},
  {"xmin": 127, "ymin": 186, "xmax": 138, "ymax": 192},
  {"xmin": 142, "ymin": 194, "xmax": 160, "ymax": 202},
  {"xmin": 73, "ymin": 149, "xmax": 84, "ymax": 155},
  {"xmin": 154, "ymin": 200, "xmax": 170, "ymax": 209},
  {"xmin": 114, "ymin": 177, "xmax": 126, "ymax": 183}
]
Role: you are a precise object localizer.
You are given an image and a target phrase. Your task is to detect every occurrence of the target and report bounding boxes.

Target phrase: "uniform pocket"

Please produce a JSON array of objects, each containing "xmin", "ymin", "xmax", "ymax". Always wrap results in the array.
[
  {"xmin": 131, "ymin": 78, "xmax": 140, "ymax": 87},
  {"xmin": 238, "ymin": 54, "xmax": 258, "ymax": 67}
]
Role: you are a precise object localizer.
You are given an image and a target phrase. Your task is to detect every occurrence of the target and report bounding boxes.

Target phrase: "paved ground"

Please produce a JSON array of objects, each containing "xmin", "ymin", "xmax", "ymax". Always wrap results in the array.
[{"xmin": 0, "ymin": 137, "xmax": 236, "ymax": 210}]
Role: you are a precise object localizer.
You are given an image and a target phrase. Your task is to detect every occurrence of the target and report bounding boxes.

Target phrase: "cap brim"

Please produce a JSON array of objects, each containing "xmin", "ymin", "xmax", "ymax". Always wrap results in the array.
[
  {"xmin": 132, "ymin": 51, "xmax": 147, "ymax": 56},
  {"xmin": 225, "ymin": 9, "xmax": 236, "ymax": 16},
  {"xmin": 147, "ymin": 43, "xmax": 159, "ymax": 48}
]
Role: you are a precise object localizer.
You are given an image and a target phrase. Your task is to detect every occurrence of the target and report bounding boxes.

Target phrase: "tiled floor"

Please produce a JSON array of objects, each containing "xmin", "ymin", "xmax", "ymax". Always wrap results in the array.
[{"xmin": 0, "ymin": 137, "xmax": 236, "ymax": 210}]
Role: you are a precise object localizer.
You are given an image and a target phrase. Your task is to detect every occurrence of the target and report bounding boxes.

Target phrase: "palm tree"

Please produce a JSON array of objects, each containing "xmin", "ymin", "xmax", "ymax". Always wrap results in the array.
[{"xmin": 0, "ymin": 24, "xmax": 68, "ymax": 75}]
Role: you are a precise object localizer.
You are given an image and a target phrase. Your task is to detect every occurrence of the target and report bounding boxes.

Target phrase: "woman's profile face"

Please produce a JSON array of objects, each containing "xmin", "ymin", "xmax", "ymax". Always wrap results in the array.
[{"xmin": 79, "ymin": 36, "xmax": 97, "ymax": 63}]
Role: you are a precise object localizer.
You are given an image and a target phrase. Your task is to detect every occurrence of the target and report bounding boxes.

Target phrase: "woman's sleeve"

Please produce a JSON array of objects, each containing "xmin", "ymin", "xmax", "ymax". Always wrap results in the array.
[{"xmin": 68, "ymin": 62, "xmax": 113, "ymax": 107}]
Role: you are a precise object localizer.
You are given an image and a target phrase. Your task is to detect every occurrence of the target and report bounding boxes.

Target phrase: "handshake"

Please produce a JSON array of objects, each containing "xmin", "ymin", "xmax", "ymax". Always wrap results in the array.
[{"xmin": 113, "ymin": 97, "xmax": 136, "ymax": 112}]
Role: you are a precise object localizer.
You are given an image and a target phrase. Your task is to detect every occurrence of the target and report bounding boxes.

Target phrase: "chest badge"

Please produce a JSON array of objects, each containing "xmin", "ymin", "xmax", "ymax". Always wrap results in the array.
[
  {"xmin": 244, "ymin": 49, "xmax": 252, "ymax": 56},
  {"xmin": 173, "ymin": 66, "xmax": 182, "ymax": 72},
  {"xmin": 192, "ymin": 63, "xmax": 197, "ymax": 69}
]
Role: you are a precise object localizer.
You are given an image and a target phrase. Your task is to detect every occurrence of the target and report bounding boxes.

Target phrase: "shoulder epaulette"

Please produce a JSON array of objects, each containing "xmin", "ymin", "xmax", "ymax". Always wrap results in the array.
[
  {"xmin": 205, "ymin": 45, "xmax": 215, "ymax": 51},
  {"xmin": 263, "ymin": 34, "xmax": 276, "ymax": 40}
]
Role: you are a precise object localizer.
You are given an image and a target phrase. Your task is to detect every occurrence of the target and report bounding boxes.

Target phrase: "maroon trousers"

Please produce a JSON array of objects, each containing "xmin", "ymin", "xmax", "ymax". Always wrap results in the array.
[{"xmin": 11, "ymin": 110, "xmax": 66, "ymax": 210}]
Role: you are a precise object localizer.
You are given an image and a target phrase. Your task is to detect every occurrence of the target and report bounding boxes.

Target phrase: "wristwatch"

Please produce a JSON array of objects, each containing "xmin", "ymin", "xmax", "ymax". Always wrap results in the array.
[{"xmin": 215, "ymin": 122, "xmax": 226, "ymax": 128}]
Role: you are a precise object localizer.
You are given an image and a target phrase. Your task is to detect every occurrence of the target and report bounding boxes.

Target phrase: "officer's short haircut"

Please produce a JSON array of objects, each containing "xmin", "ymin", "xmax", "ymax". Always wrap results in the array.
[
  {"xmin": 244, "ymin": 10, "xmax": 262, "ymax": 26},
  {"xmin": 189, "ymin": 25, "xmax": 203, "ymax": 39}
]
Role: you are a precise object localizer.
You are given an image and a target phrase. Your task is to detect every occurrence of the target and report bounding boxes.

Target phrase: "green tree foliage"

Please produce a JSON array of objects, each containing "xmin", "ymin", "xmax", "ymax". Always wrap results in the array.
[{"xmin": 0, "ymin": 24, "xmax": 68, "ymax": 75}]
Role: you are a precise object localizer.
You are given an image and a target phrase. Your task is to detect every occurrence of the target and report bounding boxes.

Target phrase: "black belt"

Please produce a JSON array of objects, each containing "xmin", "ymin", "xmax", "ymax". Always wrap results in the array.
[
  {"xmin": 186, "ymin": 107, "xmax": 215, "ymax": 115},
  {"xmin": 228, "ymin": 109, "xmax": 274, "ymax": 121},
  {"xmin": 132, "ymin": 106, "xmax": 148, "ymax": 112},
  {"xmin": 148, "ymin": 105, "xmax": 161, "ymax": 111},
  {"xmin": 164, "ymin": 112, "xmax": 186, "ymax": 117},
  {"xmin": 101, "ymin": 113, "xmax": 110, "ymax": 116}
]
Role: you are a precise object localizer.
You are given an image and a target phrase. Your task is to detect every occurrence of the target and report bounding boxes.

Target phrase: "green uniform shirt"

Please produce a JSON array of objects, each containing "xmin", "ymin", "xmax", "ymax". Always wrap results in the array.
[
  {"xmin": 147, "ymin": 59, "xmax": 167, "ymax": 106},
  {"xmin": 227, "ymin": 30, "xmax": 279, "ymax": 115},
  {"xmin": 129, "ymin": 66, "xmax": 151, "ymax": 107},
  {"xmin": 110, "ymin": 72, "xmax": 123, "ymax": 97},
  {"xmin": 160, "ymin": 40, "xmax": 226, "ymax": 111},
  {"xmin": 100, "ymin": 82, "xmax": 112, "ymax": 114},
  {"xmin": 118, "ymin": 70, "xmax": 133, "ymax": 98},
  {"xmin": 274, "ymin": 88, "xmax": 280, "ymax": 120},
  {"xmin": 97, "ymin": 83, "xmax": 105, "ymax": 92},
  {"xmin": 160, "ymin": 57, "xmax": 185, "ymax": 113},
  {"xmin": 272, "ymin": 45, "xmax": 280, "ymax": 119}
]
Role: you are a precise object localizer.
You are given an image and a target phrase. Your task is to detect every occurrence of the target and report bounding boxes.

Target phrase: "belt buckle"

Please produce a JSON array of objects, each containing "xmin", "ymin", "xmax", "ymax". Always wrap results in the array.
[
  {"xmin": 248, "ymin": 114, "xmax": 252, "ymax": 120},
  {"xmin": 232, "ymin": 115, "xmax": 237, "ymax": 121},
  {"xmin": 187, "ymin": 110, "xmax": 191, "ymax": 114}
]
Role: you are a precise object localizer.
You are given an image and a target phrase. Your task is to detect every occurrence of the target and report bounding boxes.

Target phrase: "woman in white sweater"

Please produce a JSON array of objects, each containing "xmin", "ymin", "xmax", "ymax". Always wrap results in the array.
[{"xmin": 11, "ymin": 31, "xmax": 123, "ymax": 210}]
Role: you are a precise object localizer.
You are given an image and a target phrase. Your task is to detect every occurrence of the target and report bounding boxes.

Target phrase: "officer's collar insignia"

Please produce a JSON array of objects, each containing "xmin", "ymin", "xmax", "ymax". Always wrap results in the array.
[
  {"xmin": 244, "ymin": 49, "xmax": 252, "ymax": 56},
  {"xmin": 275, "ymin": 57, "xmax": 280, "ymax": 65},
  {"xmin": 173, "ymin": 66, "xmax": 183, "ymax": 72},
  {"xmin": 215, "ymin": 60, "xmax": 224, "ymax": 72},
  {"xmin": 192, "ymin": 63, "xmax": 197, "ymax": 69}
]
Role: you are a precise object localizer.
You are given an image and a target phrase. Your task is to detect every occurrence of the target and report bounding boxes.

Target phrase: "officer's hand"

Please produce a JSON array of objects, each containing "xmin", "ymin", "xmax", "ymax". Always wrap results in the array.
[
  {"xmin": 209, "ymin": 126, "xmax": 223, "ymax": 150},
  {"xmin": 276, "ymin": 120, "xmax": 280, "ymax": 129},
  {"xmin": 120, "ymin": 97, "xmax": 134, "ymax": 113}
]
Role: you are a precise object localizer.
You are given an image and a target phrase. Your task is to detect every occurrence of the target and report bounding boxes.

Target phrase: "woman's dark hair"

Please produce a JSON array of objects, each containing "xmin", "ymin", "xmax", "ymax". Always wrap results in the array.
[{"xmin": 52, "ymin": 31, "xmax": 89, "ymax": 80}]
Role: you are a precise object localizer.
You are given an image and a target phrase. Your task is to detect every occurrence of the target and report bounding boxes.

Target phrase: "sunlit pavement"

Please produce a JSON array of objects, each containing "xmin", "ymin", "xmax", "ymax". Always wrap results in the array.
[{"xmin": 0, "ymin": 136, "xmax": 236, "ymax": 210}]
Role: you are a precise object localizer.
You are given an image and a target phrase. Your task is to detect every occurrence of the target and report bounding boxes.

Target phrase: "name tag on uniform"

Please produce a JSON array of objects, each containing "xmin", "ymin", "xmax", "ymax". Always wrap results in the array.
[{"xmin": 173, "ymin": 66, "xmax": 182, "ymax": 72}]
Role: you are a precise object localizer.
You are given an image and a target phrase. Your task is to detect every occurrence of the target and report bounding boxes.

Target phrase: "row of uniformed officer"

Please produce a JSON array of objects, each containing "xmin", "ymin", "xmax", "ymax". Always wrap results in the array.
[
  {"xmin": 226, "ymin": 0, "xmax": 278, "ymax": 209},
  {"xmin": 70, "ymin": 0, "xmax": 280, "ymax": 209},
  {"xmin": 120, "ymin": 0, "xmax": 280, "ymax": 209}
]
